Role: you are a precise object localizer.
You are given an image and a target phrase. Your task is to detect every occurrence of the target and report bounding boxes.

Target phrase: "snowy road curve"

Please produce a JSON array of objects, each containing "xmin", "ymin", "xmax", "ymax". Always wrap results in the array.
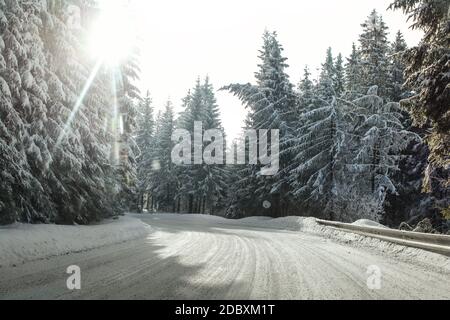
[{"xmin": 0, "ymin": 214, "xmax": 449, "ymax": 300}]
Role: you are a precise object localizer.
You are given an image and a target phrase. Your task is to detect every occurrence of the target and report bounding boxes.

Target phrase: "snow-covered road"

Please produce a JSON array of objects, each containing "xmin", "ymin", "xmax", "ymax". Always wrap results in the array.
[{"xmin": 0, "ymin": 214, "xmax": 449, "ymax": 300}]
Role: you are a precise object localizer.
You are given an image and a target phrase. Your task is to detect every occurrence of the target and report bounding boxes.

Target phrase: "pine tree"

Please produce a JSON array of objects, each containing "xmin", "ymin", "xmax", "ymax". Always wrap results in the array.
[
  {"xmin": 45, "ymin": 2, "xmax": 118, "ymax": 223},
  {"xmin": 298, "ymin": 66, "xmax": 314, "ymax": 108},
  {"xmin": 317, "ymin": 47, "xmax": 336, "ymax": 101},
  {"xmin": 223, "ymin": 31, "xmax": 296, "ymax": 217},
  {"xmin": 1, "ymin": 0, "xmax": 56, "ymax": 223},
  {"xmin": 383, "ymin": 139, "xmax": 430, "ymax": 227},
  {"xmin": 175, "ymin": 77, "xmax": 228, "ymax": 214},
  {"xmin": 149, "ymin": 101, "xmax": 177, "ymax": 212},
  {"xmin": 345, "ymin": 43, "xmax": 363, "ymax": 94},
  {"xmin": 350, "ymin": 86, "xmax": 419, "ymax": 221},
  {"xmin": 202, "ymin": 76, "xmax": 222, "ymax": 130},
  {"xmin": 0, "ymin": 0, "xmax": 29, "ymax": 223},
  {"xmin": 287, "ymin": 84, "xmax": 418, "ymax": 222},
  {"xmin": 389, "ymin": 0, "xmax": 449, "ymax": 171},
  {"xmin": 389, "ymin": 0, "xmax": 449, "ymax": 225},
  {"xmin": 334, "ymin": 53, "xmax": 345, "ymax": 96},
  {"xmin": 135, "ymin": 91, "xmax": 154, "ymax": 211},
  {"xmin": 178, "ymin": 78, "xmax": 204, "ymax": 132},
  {"xmin": 176, "ymin": 79, "xmax": 204, "ymax": 213},
  {"xmin": 287, "ymin": 97, "xmax": 357, "ymax": 220},
  {"xmin": 358, "ymin": 10, "xmax": 391, "ymax": 98},
  {"xmin": 112, "ymin": 46, "xmax": 141, "ymax": 213},
  {"xmin": 0, "ymin": 0, "xmax": 138, "ymax": 224},
  {"xmin": 388, "ymin": 31, "xmax": 408, "ymax": 102},
  {"xmin": 198, "ymin": 77, "xmax": 228, "ymax": 214}
]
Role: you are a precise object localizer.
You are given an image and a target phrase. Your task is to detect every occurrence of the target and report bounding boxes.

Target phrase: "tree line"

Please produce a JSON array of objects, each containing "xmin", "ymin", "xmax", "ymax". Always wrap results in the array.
[
  {"xmin": 0, "ymin": 0, "xmax": 448, "ymax": 231},
  {"xmin": 135, "ymin": 4, "xmax": 449, "ymax": 231}
]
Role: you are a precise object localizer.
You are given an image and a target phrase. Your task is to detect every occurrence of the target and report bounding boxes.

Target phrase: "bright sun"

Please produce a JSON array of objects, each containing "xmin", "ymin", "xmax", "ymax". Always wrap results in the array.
[{"xmin": 88, "ymin": 0, "xmax": 136, "ymax": 66}]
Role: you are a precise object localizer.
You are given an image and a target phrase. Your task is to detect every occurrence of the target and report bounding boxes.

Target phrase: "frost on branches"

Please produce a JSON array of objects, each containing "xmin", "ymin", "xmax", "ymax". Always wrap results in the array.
[{"xmin": 288, "ymin": 86, "xmax": 419, "ymax": 222}]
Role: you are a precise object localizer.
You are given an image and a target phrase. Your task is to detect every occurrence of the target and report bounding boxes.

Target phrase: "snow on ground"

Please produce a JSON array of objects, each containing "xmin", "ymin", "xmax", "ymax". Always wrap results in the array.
[
  {"xmin": 231, "ymin": 216, "xmax": 448, "ymax": 271},
  {"xmin": 231, "ymin": 216, "xmax": 449, "ymax": 271},
  {"xmin": 1, "ymin": 212, "xmax": 447, "ymax": 273},
  {"xmin": 136, "ymin": 213, "xmax": 449, "ymax": 272},
  {"xmin": 228, "ymin": 216, "xmax": 319, "ymax": 231},
  {"xmin": 2, "ymin": 214, "xmax": 449, "ymax": 300},
  {"xmin": 0, "ymin": 216, "xmax": 152, "ymax": 268},
  {"xmin": 351, "ymin": 219, "xmax": 388, "ymax": 229}
]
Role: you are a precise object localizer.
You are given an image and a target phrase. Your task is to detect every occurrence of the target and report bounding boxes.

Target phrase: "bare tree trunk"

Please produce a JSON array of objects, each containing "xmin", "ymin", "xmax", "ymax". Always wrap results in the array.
[
  {"xmin": 188, "ymin": 195, "xmax": 193, "ymax": 213},
  {"xmin": 196, "ymin": 198, "xmax": 200, "ymax": 213},
  {"xmin": 202, "ymin": 197, "xmax": 206, "ymax": 215}
]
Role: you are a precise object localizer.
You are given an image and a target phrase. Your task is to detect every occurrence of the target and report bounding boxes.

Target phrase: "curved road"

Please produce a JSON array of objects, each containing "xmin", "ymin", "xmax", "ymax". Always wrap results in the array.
[{"xmin": 0, "ymin": 214, "xmax": 449, "ymax": 300}]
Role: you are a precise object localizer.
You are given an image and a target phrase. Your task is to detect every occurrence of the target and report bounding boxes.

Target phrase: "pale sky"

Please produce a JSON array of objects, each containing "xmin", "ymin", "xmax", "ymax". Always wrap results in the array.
[{"xmin": 95, "ymin": 0, "xmax": 423, "ymax": 140}]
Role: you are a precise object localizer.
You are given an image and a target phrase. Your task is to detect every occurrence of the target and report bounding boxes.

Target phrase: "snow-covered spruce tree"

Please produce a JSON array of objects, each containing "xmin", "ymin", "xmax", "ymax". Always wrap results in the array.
[
  {"xmin": 175, "ymin": 77, "xmax": 228, "ymax": 214},
  {"xmin": 389, "ymin": 0, "xmax": 449, "ymax": 226},
  {"xmin": 197, "ymin": 77, "xmax": 229, "ymax": 214},
  {"xmin": 286, "ymin": 94, "xmax": 361, "ymax": 220},
  {"xmin": 316, "ymin": 47, "xmax": 336, "ymax": 102},
  {"xmin": 202, "ymin": 77, "xmax": 222, "ymax": 133},
  {"xmin": 176, "ymin": 79, "xmax": 204, "ymax": 213},
  {"xmin": 145, "ymin": 109, "xmax": 162, "ymax": 211},
  {"xmin": 358, "ymin": 10, "xmax": 392, "ymax": 98},
  {"xmin": 149, "ymin": 101, "xmax": 177, "ymax": 212},
  {"xmin": 334, "ymin": 53, "xmax": 345, "ymax": 97},
  {"xmin": 42, "ymin": 1, "xmax": 118, "ymax": 224},
  {"xmin": 297, "ymin": 66, "xmax": 315, "ymax": 108},
  {"xmin": 388, "ymin": 31, "xmax": 408, "ymax": 102},
  {"xmin": 287, "ymin": 83, "xmax": 417, "ymax": 222},
  {"xmin": 345, "ymin": 43, "xmax": 363, "ymax": 94},
  {"xmin": 223, "ymin": 126, "xmax": 263, "ymax": 217},
  {"xmin": 381, "ymin": 31, "xmax": 433, "ymax": 228},
  {"xmin": 0, "ymin": 0, "xmax": 57, "ymax": 223},
  {"xmin": 178, "ymin": 79, "xmax": 204, "ymax": 133},
  {"xmin": 0, "ymin": 71, "xmax": 23, "ymax": 225},
  {"xmin": 103, "ymin": 42, "xmax": 141, "ymax": 214},
  {"xmin": 0, "ymin": 0, "xmax": 44, "ymax": 224},
  {"xmin": 223, "ymin": 139, "xmax": 247, "ymax": 219},
  {"xmin": 389, "ymin": 0, "xmax": 449, "ymax": 175},
  {"xmin": 223, "ymin": 31, "xmax": 297, "ymax": 217},
  {"xmin": 383, "ymin": 140, "xmax": 438, "ymax": 228},
  {"xmin": 0, "ymin": 0, "xmax": 137, "ymax": 224},
  {"xmin": 135, "ymin": 91, "xmax": 154, "ymax": 212},
  {"xmin": 348, "ymin": 86, "xmax": 419, "ymax": 221}
]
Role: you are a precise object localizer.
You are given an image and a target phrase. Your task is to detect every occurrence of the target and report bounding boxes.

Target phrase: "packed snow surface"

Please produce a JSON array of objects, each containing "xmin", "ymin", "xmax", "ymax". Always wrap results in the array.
[
  {"xmin": 0, "ymin": 216, "xmax": 151, "ymax": 268},
  {"xmin": 0, "ymin": 214, "xmax": 449, "ymax": 300}
]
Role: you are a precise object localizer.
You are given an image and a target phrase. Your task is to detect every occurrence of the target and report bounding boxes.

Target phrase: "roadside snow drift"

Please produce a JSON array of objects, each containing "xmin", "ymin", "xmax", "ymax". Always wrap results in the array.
[{"xmin": 0, "ymin": 216, "xmax": 152, "ymax": 268}]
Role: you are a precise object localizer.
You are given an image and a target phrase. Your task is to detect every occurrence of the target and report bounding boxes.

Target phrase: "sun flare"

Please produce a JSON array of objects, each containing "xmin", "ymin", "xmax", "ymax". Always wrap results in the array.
[{"xmin": 88, "ymin": 0, "xmax": 136, "ymax": 66}]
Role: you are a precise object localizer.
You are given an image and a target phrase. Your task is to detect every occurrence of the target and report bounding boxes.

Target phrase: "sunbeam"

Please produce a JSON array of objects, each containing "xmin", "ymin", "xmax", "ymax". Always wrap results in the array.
[
  {"xmin": 110, "ymin": 68, "xmax": 120, "ymax": 165},
  {"xmin": 56, "ymin": 59, "xmax": 104, "ymax": 148}
]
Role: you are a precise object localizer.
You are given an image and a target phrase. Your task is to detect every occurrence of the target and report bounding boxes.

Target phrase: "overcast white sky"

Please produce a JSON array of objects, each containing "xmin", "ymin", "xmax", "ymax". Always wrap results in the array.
[{"xmin": 119, "ymin": 0, "xmax": 422, "ymax": 140}]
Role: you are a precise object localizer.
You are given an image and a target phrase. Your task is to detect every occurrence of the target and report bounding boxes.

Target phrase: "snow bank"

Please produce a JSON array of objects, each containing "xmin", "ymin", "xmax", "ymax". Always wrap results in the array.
[
  {"xmin": 314, "ymin": 223, "xmax": 449, "ymax": 271},
  {"xmin": 0, "ymin": 216, "xmax": 152, "ymax": 268},
  {"xmin": 351, "ymin": 219, "xmax": 388, "ymax": 229},
  {"xmin": 223, "ymin": 216, "xmax": 319, "ymax": 232},
  {"xmin": 151, "ymin": 214, "xmax": 318, "ymax": 232}
]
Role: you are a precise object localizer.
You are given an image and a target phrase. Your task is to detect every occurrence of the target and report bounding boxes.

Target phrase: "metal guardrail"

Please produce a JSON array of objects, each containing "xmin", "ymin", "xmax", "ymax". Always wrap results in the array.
[{"xmin": 316, "ymin": 219, "xmax": 450, "ymax": 256}]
